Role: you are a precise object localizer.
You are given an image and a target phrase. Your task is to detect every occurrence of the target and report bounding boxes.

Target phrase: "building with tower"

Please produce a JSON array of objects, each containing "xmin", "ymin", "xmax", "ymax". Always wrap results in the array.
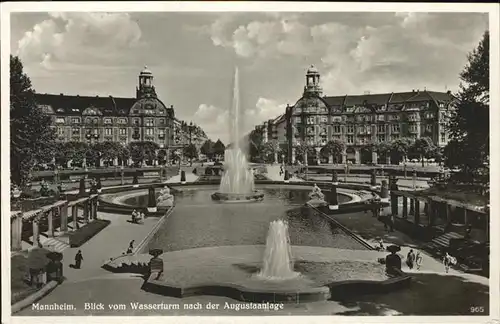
[
  {"xmin": 35, "ymin": 66, "xmax": 203, "ymax": 166},
  {"xmin": 254, "ymin": 65, "xmax": 455, "ymax": 165}
]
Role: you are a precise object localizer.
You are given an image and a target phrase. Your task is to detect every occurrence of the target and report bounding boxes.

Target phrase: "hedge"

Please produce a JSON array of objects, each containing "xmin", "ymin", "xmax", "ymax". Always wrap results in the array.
[{"xmin": 68, "ymin": 219, "xmax": 111, "ymax": 247}]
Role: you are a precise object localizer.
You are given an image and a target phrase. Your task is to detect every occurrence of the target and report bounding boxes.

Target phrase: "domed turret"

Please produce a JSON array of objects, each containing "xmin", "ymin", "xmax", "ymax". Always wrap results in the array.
[
  {"xmin": 304, "ymin": 64, "xmax": 322, "ymax": 96},
  {"xmin": 137, "ymin": 65, "xmax": 156, "ymax": 98}
]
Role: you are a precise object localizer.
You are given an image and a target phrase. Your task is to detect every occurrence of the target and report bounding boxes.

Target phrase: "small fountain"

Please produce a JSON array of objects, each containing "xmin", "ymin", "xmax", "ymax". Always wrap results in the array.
[
  {"xmin": 257, "ymin": 220, "xmax": 299, "ymax": 280},
  {"xmin": 211, "ymin": 67, "xmax": 264, "ymax": 202}
]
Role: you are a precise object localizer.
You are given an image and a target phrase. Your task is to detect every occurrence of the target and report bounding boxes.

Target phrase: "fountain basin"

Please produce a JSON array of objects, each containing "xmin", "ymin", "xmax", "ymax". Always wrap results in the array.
[
  {"xmin": 211, "ymin": 190, "xmax": 264, "ymax": 203},
  {"xmin": 139, "ymin": 245, "xmax": 408, "ymax": 303}
]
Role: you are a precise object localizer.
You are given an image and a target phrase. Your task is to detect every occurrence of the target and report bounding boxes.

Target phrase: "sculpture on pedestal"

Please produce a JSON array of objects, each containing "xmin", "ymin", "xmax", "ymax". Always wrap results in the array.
[{"xmin": 156, "ymin": 186, "xmax": 174, "ymax": 210}]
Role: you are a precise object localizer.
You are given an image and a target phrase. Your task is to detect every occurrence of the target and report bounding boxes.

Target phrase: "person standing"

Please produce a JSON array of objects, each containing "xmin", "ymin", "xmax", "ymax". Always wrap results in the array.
[
  {"xmin": 465, "ymin": 223, "xmax": 472, "ymax": 240},
  {"xmin": 131, "ymin": 209, "xmax": 137, "ymax": 223},
  {"xmin": 389, "ymin": 214, "xmax": 395, "ymax": 232},
  {"xmin": 406, "ymin": 249, "xmax": 415, "ymax": 270},
  {"xmin": 127, "ymin": 240, "xmax": 135, "ymax": 254},
  {"xmin": 75, "ymin": 250, "xmax": 83, "ymax": 269},
  {"xmin": 415, "ymin": 251, "xmax": 423, "ymax": 270}
]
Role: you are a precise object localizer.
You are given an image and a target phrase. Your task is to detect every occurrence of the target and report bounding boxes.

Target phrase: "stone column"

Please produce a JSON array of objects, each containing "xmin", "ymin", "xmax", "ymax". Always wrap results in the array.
[
  {"xmin": 385, "ymin": 155, "xmax": 391, "ymax": 165},
  {"xmin": 315, "ymin": 147, "xmax": 321, "ymax": 165},
  {"xmin": 72, "ymin": 205, "xmax": 78, "ymax": 230},
  {"xmin": 82, "ymin": 157, "xmax": 87, "ymax": 168},
  {"xmin": 83, "ymin": 201, "xmax": 89, "ymax": 224},
  {"xmin": 93, "ymin": 198, "xmax": 98, "ymax": 220},
  {"xmin": 113, "ymin": 157, "xmax": 118, "ymax": 166},
  {"xmin": 328, "ymin": 155, "xmax": 333, "ymax": 164},
  {"xmin": 32, "ymin": 217, "xmax": 40, "ymax": 247},
  {"xmin": 11, "ymin": 216, "xmax": 23, "ymax": 251},
  {"xmin": 414, "ymin": 199, "xmax": 420, "ymax": 225},
  {"xmin": 402, "ymin": 196, "xmax": 408, "ymax": 218},
  {"xmin": 47, "ymin": 209, "xmax": 54, "ymax": 238},
  {"xmin": 60, "ymin": 203, "xmax": 68, "ymax": 233},
  {"xmin": 354, "ymin": 148, "xmax": 360, "ymax": 164},
  {"xmin": 372, "ymin": 151, "xmax": 378, "ymax": 164},
  {"xmin": 274, "ymin": 152, "xmax": 278, "ymax": 164},
  {"xmin": 409, "ymin": 198, "xmax": 415, "ymax": 215}
]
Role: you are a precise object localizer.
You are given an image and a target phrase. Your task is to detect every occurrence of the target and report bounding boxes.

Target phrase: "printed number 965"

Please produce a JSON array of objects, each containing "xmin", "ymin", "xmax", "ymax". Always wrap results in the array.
[{"xmin": 470, "ymin": 306, "xmax": 485, "ymax": 313}]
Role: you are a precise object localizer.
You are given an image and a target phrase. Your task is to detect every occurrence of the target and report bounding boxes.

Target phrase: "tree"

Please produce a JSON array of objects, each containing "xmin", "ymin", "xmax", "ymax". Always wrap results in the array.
[
  {"xmin": 445, "ymin": 31, "xmax": 489, "ymax": 179},
  {"xmin": 183, "ymin": 143, "xmax": 198, "ymax": 162},
  {"xmin": 374, "ymin": 142, "xmax": 392, "ymax": 164},
  {"xmin": 213, "ymin": 139, "xmax": 226, "ymax": 159},
  {"xmin": 128, "ymin": 141, "xmax": 159, "ymax": 166},
  {"xmin": 411, "ymin": 137, "xmax": 435, "ymax": 167},
  {"xmin": 390, "ymin": 138, "xmax": 413, "ymax": 164},
  {"xmin": 10, "ymin": 55, "xmax": 56, "ymax": 186},
  {"xmin": 320, "ymin": 140, "xmax": 345, "ymax": 163},
  {"xmin": 200, "ymin": 139, "xmax": 214, "ymax": 159},
  {"xmin": 54, "ymin": 141, "xmax": 89, "ymax": 167},
  {"xmin": 295, "ymin": 140, "xmax": 315, "ymax": 164},
  {"xmin": 93, "ymin": 141, "xmax": 124, "ymax": 166}
]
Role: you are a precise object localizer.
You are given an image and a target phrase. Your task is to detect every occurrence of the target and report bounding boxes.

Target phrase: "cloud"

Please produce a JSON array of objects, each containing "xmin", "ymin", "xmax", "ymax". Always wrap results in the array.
[
  {"xmin": 17, "ymin": 12, "xmax": 142, "ymax": 69},
  {"xmin": 193, "ymin": 98, "xmax": 286, "ymax": 143}
]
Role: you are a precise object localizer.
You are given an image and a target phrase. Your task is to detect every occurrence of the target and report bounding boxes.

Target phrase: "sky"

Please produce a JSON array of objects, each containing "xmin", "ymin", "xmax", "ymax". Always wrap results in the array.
[{"xmin": 10, "ymin": 11, "xmax": 488, "ymax": 143}]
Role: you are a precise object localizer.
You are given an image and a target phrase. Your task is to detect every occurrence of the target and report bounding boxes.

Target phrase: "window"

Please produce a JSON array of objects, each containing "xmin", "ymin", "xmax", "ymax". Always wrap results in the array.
[
  {"xmin": 358, "ymin": 126, "xmax": 364, "ymax": 134},
  {"xmin": 134, "ymin": 119, "xmax": 140, "ymax": 126},
  {"xmin": 104, "ymin": 118, "xmax": 112, "ymax": 124},
  {"xmin": 57, "ymin": 127, "xmax": 65, "ymax": 135},
  {"xmin": 439, "ymin": 103, "xmax": 444, "ymax": 108},
  {"xmin": 56, "ymin": 117, "xmax": 65, "ymax": 124},
  {"xmin": 377, "ymin": 125, "xmax": 385, "ymax": 133},
  {"xmin": 409, "ymin": 125, "xmax": 418, "ymax": 133},
  {"xmin": 93, "ymin": 118, "xmax": 98, "ymax": 124},
  {"xmin": 391, "ymin": 124, "xmax": 400, "ymax": 133},
  {"xmin": 119, "ymin": 128, "xmax": 127, "ymax": 135},
  {"xmin": 158, "ymin": 119, "xmax": 165, "ymax": 125},
  {"xmin": 158, "ymin": 129, "xmax": 165, "ymax": 135},
  {"xmin": 347, "ymin": 135, "xmax": 354, "ymax": 144},
  {"xmin": 377, "ymin": 134, "xmax": 385, "ymax": 143},
  {"xmin": 378, "ymin": 115, "xmax": 385, "ymax": 121},
  {"xmin": 71, "ymin": 117, "xmax": 80, "ymax": 124},
  {"xmin": 426, "ymin": 124, "xmax": 432, "ymax": 132},
  {"xmin": 320, "ymin": 116, "xmax": 328, "ymax": 123},
  {"xmin": 146, "ymin": 119, "xmax": 154, "ymax": 127},
  {"xmin": 306, "ymin": 116, "xmax": 315, "ymax": 124},
  {"xmin": 366, "ymin": 126, "xmax": 371, "ymax": 135},
  {"xmin": 92, "ymin": 129, "xmax": 99, "ymax": 135},
  {"xmin": 333, "ymin": 125, "xmax": 341, "ymax": 133},
  {"xmin": 146, "ymin": 128, "xmax": 154, "ymax": 135},
  {"xmin": 118, "ymin": 118, "xmax": 127, "ymax": 124},
  {"xmin": 105, "ymin": 128, "xmax": 113, "ymax": 136},
  {"xmin": 72, "ymin": 127, "xmax": 80, "ymax": 136},
  {"xmin": 294, "ymin": 117, "xmax": 301, "ymax": 124},
  {"xmin": 391, "ymin": 134, "xmax": 400, "ymax": 141},
  {"xmin": 347, "ymin": 125, "xmax": 354, "ymax": 133},
  {"xmin": 441, "ymin": 133, "xmax": 446, "ymax": 142}
]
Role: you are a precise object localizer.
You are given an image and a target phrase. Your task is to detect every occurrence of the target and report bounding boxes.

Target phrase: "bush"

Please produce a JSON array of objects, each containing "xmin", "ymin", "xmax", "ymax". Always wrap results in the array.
[{"xmin": 68, "ymin": 219, "xmax": 111, "ymax": 247}]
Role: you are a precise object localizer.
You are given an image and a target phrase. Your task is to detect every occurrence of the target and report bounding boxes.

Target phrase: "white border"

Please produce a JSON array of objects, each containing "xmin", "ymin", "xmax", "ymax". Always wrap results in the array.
[{"xmin": 1, "ymin": 2, "xmax": 499, "ymax": 324}]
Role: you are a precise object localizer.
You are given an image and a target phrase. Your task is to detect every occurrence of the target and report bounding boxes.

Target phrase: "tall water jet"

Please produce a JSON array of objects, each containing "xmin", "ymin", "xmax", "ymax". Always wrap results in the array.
[
  {"xmin": 212, "ymin": 67, "xmax": 263, "ymax": 202},
  {"xmin": 257, "ymin": 220, "xmax": 299, "ymax": 280}
]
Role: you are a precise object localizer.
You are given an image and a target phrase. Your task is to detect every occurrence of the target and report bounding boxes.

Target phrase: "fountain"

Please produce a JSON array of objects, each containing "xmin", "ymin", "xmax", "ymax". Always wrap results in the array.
[
  {"xmin": 211, "ymin": 67, "xmax": 264, "ymax": 202},
  {"xmin": 257, "ymin": 220, "xmax": 299, "ymax": 280}
]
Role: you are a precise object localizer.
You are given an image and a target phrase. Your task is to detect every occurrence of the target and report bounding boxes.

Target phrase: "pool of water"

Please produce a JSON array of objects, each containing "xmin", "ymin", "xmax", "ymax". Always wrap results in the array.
[{"xmin": 127, "ymin": 185, "xmax": 368, "ymax": 252}]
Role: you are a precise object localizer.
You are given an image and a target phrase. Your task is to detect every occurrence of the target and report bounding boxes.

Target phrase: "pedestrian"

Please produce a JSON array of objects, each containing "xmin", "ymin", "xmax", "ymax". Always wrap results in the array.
[
  {"xmin": 131, "ymin": 209, "xmax": 137, "ymax": 223},
  {"xmin": 75, "ymin": 250, "xmax": 83, "ymax": 269},
  {"xmin": 389, "ymin": 215, "xmax": 395, "ymax": 232},
  {"xmin": 415, "ymin": 251, "xmax": 423, "ymax": 270},
  {"xmin": 139, "ymin": 212, "xmax": 145, "ymax": 223},
  {"xmin": 378, "ymin": 238, "xmax": 385, "ymax": 251},
  {"xmin": 406, "ymin": 249, "xmax": 415, "ymax": 270},
  {"xmin": 443, "ymin": 252, "xmax": 454, "ymax": 273},
  {"xmin": 127, "ymin": 240, "xmax": 135, "ymax": 254}
]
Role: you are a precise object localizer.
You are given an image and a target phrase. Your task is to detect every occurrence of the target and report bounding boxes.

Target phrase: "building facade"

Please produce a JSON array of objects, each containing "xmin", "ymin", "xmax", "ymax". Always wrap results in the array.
[
  {"xmin": 257, "ymin": 65, "xmax": 455, "ymax": 165},
  {"xmin": 36, "ymin": 67, "xmax": 200, "ymax": 165}
]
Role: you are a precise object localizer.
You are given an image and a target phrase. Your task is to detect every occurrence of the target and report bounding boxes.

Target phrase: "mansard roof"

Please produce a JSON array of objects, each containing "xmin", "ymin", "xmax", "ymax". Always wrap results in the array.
[{"xmin": 34, "ymin": 93, "xmax": 175, "ymax": 117}]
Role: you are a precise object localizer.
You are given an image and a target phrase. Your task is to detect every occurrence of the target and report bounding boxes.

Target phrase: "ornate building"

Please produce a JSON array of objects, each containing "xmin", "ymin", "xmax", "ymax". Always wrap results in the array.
[
  {"xmin": 36, "ymin": 66, "xmax": 195, "ymax": 165},
  {"xmin": 258, "ymin": 65, "xmax": 455, "ymax": 165}
]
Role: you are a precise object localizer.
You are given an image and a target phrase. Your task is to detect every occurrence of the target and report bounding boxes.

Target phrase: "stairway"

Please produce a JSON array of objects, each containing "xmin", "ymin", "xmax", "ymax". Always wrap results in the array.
[
  {"xmin": 42, "ymin": 237, "xmax": 71, "ymax": 253},
  {"xmin": 424, "ymin": 231, "xmax": 464, "ymax": 254}
]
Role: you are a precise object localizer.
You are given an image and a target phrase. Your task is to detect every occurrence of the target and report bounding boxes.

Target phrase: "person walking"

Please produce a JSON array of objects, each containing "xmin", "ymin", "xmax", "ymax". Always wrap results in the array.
[
  {"xmin": 465, "ymin": 223, "xmax": 472, "ymax": 240},
  {"xmin": 127, "ymin": 240, "xmax": 135, "ymax": 254},
  {"xmin": 75, "ymin": 250, "xmax": 83, "ymax": 269},
  {"xmin": 131, "ymin": 209, "xmax": 137, "ymax": 223},
  {"xmin": 415, "ymin": 251, "xmax": 423, "ymax": 270},
  {"xmin": 389, "ymin": 214, "xmax": 395, "ymax": 232},
  {"xmin": 406, "ymin": 249, "xmax": 415, "ymax": 270},
  {"xmin": 443, "ymin": 252, "xmax": 455, "ymax": 273}
]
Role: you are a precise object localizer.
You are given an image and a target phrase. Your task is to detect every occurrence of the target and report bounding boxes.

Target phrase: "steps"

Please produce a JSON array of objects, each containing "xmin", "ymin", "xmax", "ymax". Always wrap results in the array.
[
  {"xmin": 41, "ymin": 237, "xmax": 70, "ymax": 253},
  {"xmin": 425, "ymin": 231, "xmax": 463, "ymax": 252}
]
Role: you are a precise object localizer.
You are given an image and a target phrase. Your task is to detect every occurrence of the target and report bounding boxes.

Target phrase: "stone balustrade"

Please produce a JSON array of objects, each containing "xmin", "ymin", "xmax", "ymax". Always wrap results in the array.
[{"xmin": 10, "ymin": 194, "xmax": 99, "ymax": 251}]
